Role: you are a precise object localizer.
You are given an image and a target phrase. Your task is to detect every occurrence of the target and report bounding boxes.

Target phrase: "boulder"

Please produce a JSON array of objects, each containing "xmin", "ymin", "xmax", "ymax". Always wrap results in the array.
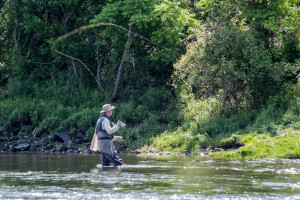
[
  {"xmin": 135, "ymin": 148, "xmax": 141, "ymax": 154},
  {"xmin": 76, "ymin": 132, "xmax": 85, "ymax": 139},
  {"xmin": 74, "ymin": 138, "xmax": 83, "ymax": 144},
  {"xmin": 20, "ymin": 139, "xmax": 27, "ymax": 144},
  {"xmin": 54, "ymin": 132, "xmax": 71, "ymax": 143},
  {"xmin": 59, "ymin": 145, "xmax": 68, "ymax": 152},
  {"xmin": 213, "ymin": 148, "xmax": 224, "ymax": 152},
  {"xmin": 13, "ymin": 143, "xmax": 31, "ymax": 151},
  {"xmin": 0, "ymin": 137, "xmax": 8, "ymax": 142},
  {"xmin": 9, "ymin": 136, "xmax": 18, "ymax": 142},
  {"xmin": 67, "ymin": 149, "xmax": 74, "ymax": 153},
  {"xmin": 46, "ymin": 144, "xmax": 54, "ymax": 150},
  {"xmin": 83, "ymin": 148, "xmax": 92, "ymax": 154}
]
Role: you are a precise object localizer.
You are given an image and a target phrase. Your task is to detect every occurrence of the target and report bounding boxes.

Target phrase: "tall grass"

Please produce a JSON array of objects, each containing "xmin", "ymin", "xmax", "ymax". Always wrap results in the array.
[
  {"xmin": 143, "ymin": 82, "xmax": 300, "ymax": 158},
  {"xmin": 1, "ymin": 75, "xmax": 299, "ymax": 159},
  {"xmin": 0, "ymin": 81, "xmax": 173, "ymax": 151}
]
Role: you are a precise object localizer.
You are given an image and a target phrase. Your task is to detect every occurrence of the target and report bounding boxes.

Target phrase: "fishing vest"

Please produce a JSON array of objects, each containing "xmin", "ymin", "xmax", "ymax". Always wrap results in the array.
[{"xmin": 96, "ymin": 114, "xmax": 114, "ymax": 139}]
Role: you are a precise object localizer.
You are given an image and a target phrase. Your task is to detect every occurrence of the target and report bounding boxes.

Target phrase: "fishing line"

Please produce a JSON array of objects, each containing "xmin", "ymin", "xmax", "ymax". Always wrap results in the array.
[{"xmin": 52, "ymin": 23, "xmax": 182, "ymax": 121}]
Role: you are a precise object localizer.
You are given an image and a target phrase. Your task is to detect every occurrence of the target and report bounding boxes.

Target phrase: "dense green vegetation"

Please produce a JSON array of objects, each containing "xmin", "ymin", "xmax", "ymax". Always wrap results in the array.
[{"xmin": 0, "ymin": 0, "xmax": 299, "ymax": 158}]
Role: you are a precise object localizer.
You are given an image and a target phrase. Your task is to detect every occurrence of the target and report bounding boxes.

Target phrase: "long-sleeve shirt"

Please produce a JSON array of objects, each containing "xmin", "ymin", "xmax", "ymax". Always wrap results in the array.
[{"xmin": 102, "ymin": 118, "xmax": 120, "ymax": 135}]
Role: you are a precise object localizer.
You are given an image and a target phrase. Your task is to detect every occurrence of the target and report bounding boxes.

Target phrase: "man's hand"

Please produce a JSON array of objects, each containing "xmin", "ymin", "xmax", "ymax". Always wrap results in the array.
[
  {"xmin": 112, "ymin": 136, "xmax": 123, "ymax": 141},
  {"xmin": 117, "ymin": 120, "xmax": 126, "ymax": 128}
]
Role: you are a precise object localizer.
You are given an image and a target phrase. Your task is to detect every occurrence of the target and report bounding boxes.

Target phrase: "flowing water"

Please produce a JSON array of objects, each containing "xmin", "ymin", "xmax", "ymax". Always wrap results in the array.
[{"xmin": 0, "ymin": 153, "xmax": 299, "ymax": 199}]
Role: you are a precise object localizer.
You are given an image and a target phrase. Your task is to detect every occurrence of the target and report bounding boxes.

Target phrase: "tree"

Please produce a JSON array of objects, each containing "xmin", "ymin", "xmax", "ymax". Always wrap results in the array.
[
  {"xmin": 174, "ymin": 25, "xmax": 296, "ymax": 112},
  {"xmin": 112, "ymin": 24, "xmax": 135, "ymax": 101},
  {"xmin": 92, "ymin": 0, "xmax": 199, "ymax": 101},
  {"xmin": 0, "ymin": 0, "xmax": 107, "ymax": 91}
]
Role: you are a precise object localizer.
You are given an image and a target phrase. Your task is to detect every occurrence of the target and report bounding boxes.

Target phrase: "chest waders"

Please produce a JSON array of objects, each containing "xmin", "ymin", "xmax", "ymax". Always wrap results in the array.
[{"xmin": 96, "ymin": 115, "xmax": 123, "ymax": 166}]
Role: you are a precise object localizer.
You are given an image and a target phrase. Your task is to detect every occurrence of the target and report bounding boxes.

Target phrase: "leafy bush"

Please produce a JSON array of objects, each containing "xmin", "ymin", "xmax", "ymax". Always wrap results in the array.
[
  {"xmin": 197, "ymin": 110, "xmax": 256, "ymax": 136},
  {"xmin": 60, "ymin": 108, "xmax": 98, "ymax": 136},
  {"xmin": 174, "ymin": 25, "xmax": 297, "ymax": 112},
  {"xmin": 116, "ymin": 102, "xmax": 147, "ymax": 123},
  {"xmin": 218, "ymin": 134, "xmax": 242, "ymax": 149},
  {"xmin": 37, "ymin": 117, "xmax": 61, "ymax": 135},
  {"xmin": 139, "ymin": 87, "xmax": 171, "ymax": 111}
]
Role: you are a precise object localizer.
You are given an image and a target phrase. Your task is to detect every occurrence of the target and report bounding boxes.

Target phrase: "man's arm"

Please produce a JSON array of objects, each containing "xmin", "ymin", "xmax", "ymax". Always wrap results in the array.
[{"xmin": 102, "ymin": 118, "xmax": 120, "ymax": 135}]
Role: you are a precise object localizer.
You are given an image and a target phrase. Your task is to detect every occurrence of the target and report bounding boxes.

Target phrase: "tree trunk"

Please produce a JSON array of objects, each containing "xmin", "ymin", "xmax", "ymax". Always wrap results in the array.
[
  {"xmin": 111, "ymin": 24, "xmax": 134, "ymax": 101},
  {"xmin": 96, "ymin": 44, "xmax": 106, "ymax": 90},
  {"xmin": 26, "ymin": 34, "xmax": 35, "ymax": 59}
]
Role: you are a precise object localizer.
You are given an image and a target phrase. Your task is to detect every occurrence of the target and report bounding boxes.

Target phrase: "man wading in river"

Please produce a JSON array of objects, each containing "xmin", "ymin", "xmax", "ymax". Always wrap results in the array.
[{"xmin": 91, "ymin": 104, "xmax": 126, "ymax": 166}]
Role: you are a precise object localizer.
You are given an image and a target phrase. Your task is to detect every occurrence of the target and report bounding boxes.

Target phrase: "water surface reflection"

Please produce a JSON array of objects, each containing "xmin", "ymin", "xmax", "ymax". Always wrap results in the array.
[{"xmin": 0, "ymin": 153, "xmax": 299, "ymax": 199}]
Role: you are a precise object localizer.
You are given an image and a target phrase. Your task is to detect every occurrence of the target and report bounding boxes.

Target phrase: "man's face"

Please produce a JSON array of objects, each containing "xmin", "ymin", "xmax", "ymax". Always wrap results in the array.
[{"xmin": 106, "ymin": 110, "xmax": 112, "ymax": 118}]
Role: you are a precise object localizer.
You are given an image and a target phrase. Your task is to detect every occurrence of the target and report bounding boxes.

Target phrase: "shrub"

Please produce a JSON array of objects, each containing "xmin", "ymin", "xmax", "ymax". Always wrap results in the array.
[
  {"xmin": 37, "ymin": 117, "xmax": 61, "ymax": 135},
  {"xmin": 139, "ymin": 87, "xmax": 171, "ymax": 111},
  {"xmin": 218, "ymin": 134, "xmax": 242, "ymax": 149},
  {"xmin": 59, "ymin": 108, "xmax": 98, "ymax": 136},
  {"xmin": 174, "ymin": 25, "xmax": 297, "ymax": 112}
]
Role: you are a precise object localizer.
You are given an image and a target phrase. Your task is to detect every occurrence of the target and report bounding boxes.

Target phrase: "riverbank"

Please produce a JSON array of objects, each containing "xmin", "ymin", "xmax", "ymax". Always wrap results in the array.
[
  {"xmin": 0, "ymin": 131, "xmax": 124, "ymax": 155},
  {"xmin": 0, "ymin": 127, "xmax": 299, "ymax": 159},
  {"xmin": 140, "ymin": 85, "xmax": 300, "ymax": 159},
  {"xmin": 0, "ymin": 129, "xmax": 243, "ymax": 157},
  {"xmin": 1, "ymin": 83, "xmax": 299, "ymax": 159},
  {"xmin": 141, "ymin": 126, "xmax": 300, "ymax": 159}
]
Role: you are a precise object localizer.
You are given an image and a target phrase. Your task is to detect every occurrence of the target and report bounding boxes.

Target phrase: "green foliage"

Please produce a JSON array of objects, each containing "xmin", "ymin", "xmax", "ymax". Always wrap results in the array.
[
  {"xmin": 218, "ymin": 134, "xmax": 241, "ymax": 148},
  {"xmin": 212, "ymin": 129, "xmax": 300, "ymax": 159},
  {"xmin": 139, "ymin": 87, "xmax": 171, "ymax": 111},
  {"xmin": 57, "ymin": 108, "xmax": 98, "ymax": 136},
  {"xmin": 37, "ymin": 117, "xmax": 61, "ymax": 135},
  {"xmin": 116, "ymin": 102, "xmax": 147, "ymax": 123},
  {"xmin": 0, "ymin": 82, "xmax": 102, "ymax": 138},
  {"xmin": 0, "ymin": 0, "xmax": 299, "ymax": 160},
  {"xmin": 282, "ymin": 34, "xmax": 300, "ymax": 63},
  {"xmin": 174, "ymin": 25, "xmax": 298, "ymax": 112},
  {"xmin": 146, "ymin": 82, "xmax": 300, "ymax": 158}
]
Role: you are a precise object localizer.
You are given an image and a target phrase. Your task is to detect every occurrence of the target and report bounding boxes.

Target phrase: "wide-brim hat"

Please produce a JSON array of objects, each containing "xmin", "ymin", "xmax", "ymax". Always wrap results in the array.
[{"xmin": 100, "ymin": 104, "xmax": 115, "ymax": 113}]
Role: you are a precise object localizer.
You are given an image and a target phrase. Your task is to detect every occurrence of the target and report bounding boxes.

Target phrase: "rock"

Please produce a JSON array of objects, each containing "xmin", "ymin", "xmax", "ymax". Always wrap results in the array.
[
  {"xmin": 67, "ymin": 149, "xmax": 74, "ymax": 153},
  {"xmin": 135, "ymin": 148, "xmax": 141, "ymax": 154},
  {"xmin": 84, "ymin": 138, "xmax": 90, "ymax": 143},
  {"xmin": 13, "ymin": 143, "xmax": 31, "ymax": 151},
  {"xmin": 74, "ymin": 138, "xmax": 83, "ymax": 144},
  {"xmin": 54, "ymin": 132, "xmax": 71, "ymax": 144},
  {"xmin": 83, "ymin": 148, "xmax": 92, "ymax": 154},
  {"xmin": 0, "ymin": 137, "xmax": 8, "ymax": 142},
  {"xmin": 20, "ymin": 139, "xmax": 27, "ymax": 144},
  {"xmin": 213, "ymin": 148, "xmax": 224, "ymax": 152},
  {"xmin": 40, "ymin": 138, "xmax": 49, "ymax": 146},
  {"xmin": 76, "ymin": 132, "xmax": 85, "ymax": 139},
  {"xmin": 9, "ymin": 136, "xmax": 18, "ymax": 142},
  {"xmin": 46, "ymin": 144, "xmax": 54, "ymax": 150},
  {"xmin": 30, "ymin": 146, "xmax": 39, "ymax": 152},
  {"xmin": 59, "ymin": 145, "xmax": 68, "ymax": 152},
  {"xmin": 0, "ymin": 142, "xmax": 3, "ymax": 151}
]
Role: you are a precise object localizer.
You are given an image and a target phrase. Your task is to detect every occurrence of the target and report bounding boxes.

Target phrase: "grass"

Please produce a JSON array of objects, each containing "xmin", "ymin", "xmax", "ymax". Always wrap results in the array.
[
  {"xmin": 141, "ymin": 82, "xmax": 300, "ymax": 159},
  {"xmin": 142, "ymin": 116, "xmax": 300, "ymax": 158},
  {"xmin": 1, "ymin": 79, "xmax": 299, "ymax": 159},
  {"xmin": 211, "ymin": 128, "xmax": 300, "ymax": 158}
]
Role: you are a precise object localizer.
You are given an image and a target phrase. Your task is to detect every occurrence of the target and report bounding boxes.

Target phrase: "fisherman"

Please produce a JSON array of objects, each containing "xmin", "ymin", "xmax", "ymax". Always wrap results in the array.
[{"xmin": 96, "ymin": 104, "xmax": 126, "ymax": 166}]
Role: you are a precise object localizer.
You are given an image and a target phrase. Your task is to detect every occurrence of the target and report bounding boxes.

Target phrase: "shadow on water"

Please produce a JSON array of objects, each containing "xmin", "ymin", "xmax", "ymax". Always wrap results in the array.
[{"xmin": 0, "ymin": 153, "xmax": 300, "ymax": 199}]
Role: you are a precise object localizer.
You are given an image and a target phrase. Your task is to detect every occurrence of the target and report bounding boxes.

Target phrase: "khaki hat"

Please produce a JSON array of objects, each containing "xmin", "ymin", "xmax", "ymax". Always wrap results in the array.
[{"xmin": 100, "ymin": 104, "xmax": 115, "ymax": 113}]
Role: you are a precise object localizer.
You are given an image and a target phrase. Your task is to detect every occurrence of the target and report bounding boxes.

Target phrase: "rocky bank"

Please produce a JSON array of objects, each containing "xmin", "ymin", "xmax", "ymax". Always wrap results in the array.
[{"xmin": 0, "ymin": 131, "xmax": 127, "ymax": 154}]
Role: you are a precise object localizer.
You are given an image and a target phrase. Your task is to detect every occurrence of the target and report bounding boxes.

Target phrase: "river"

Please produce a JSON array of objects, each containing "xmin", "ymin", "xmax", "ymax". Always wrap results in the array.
[{"xmin": 0, "ymin": 153, "xmax": 299, "ymax": 199}]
